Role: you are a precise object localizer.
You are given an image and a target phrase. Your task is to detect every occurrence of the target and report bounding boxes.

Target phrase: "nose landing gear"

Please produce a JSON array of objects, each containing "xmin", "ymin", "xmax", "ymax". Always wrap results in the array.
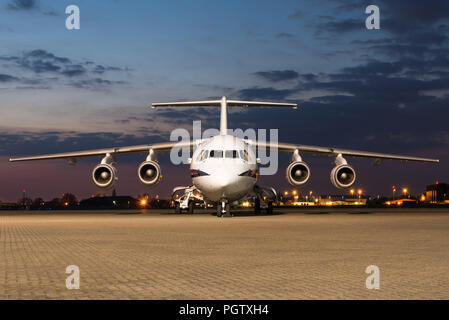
[{"xmin": 217, "ymin": 201, "xmax": 232, "ymax": 217}]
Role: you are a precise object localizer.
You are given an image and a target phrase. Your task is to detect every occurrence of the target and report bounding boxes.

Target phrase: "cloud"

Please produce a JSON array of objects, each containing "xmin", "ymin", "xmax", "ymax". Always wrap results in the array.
[
  {"xmin": 316, "ymin": 18, "xmax": 362, "ymax": 34},
  {"xmin": 237, "ymin": 38, "xmax": 449, "ymax": 151},
  {"xmin": 383, "ymin": 0, "xmax": 449, "ymax": 24},
  {"xmin": 0, "ymin": 49, "xmax": 129, "ymax": 90},
  {"xmin": 0, "ymin": 74, "xmax": 19, "ymax": 82},
  {"xmin": 70, "ymin": 78, "xmax": 127, "ymax": 90},
  {"xmin": 288, "ymin": 9, "xmax": 304, "ymax": 20},
  {"xmin": 254, "ymin": 70, "xmax": 299, "ymax": 82},
  {"xmin": 275, "ymin": 32, "xmax": 295, "ymax": 39},
  {"xmin": 7, "ymin": 0, "xmax": 37, "ymax": 11},
  {"xmin": 2, "ymin": 49, "xmax": 72, "ymax": 74},
  {"xmin": 92, "ymin": 65, "xmax": 123, "ymax": 74},
  {"xmin": 0, "ymin": 130, "xmax": 163, "ymax": 158},
  {"xmin": 237, "ymin": 87, "xmax": 295, "ymax": 100}
]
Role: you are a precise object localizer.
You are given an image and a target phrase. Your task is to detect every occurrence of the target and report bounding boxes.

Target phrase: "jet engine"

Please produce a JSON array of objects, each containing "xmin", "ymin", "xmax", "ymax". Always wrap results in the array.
[
  {"xmin": 92, "ymin": 163, "xmax": 117, "ymax": 189},
  {"xmin": 286, "ymin": 161, "xmax": 311, "ymax": 186},
  {"xmin": 330, "ymin": 154, "xmax": 356, "ymax": 189},
  {"xmin": 138, "ymin": 160, "xmax": 162, "ymax": 187}
]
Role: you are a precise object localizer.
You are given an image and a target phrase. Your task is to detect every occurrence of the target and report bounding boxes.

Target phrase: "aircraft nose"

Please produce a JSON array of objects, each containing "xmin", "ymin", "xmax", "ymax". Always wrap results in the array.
[
  {"xmin": 217, "ymin": 174, "xmax": 234, "ymax": 188},
  {"xmin": 214, "ymin": 169, "xmax": 240, "ymax": 190}
]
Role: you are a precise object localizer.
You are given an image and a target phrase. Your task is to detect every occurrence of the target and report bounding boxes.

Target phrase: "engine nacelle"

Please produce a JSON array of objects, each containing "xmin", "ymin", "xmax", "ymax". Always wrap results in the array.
[
  {"xmin": 286, "ymin": 161, "xmax": 311, "ymax": 186},
  {"xmin": 330, "ymin": 164, "xmax": 356, "ymax": 189},
  {"xmin": 92, "ymin": 164, "xmax": 117, "ymax": 189},
  {"xmin": 138, "ymin": 161, "xmax": 162, "ymax": 187}
]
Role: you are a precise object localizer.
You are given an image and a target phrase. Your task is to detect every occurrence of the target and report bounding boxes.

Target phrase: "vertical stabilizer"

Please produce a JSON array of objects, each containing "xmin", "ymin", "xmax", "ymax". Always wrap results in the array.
[{"xmin": 220, "ymin": 96, "xmax": 227, "ymax": 135}]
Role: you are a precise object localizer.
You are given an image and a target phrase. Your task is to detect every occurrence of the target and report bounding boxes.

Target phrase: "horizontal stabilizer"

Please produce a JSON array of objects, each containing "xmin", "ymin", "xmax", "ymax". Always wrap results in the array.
[{"xmin": 151, "ymin": 96, "xmax": 297, "ymax": 135}]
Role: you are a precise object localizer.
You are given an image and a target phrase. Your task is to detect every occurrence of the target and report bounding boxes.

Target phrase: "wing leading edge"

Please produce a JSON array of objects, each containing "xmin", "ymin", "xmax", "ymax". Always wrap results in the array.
[
  {"xmin": 252, "ymin": 141, "xmax": 439, "ymax": 163},
  {"xmin": 9, "ymin": 140, "xmax": 194, "ymax": 162}
]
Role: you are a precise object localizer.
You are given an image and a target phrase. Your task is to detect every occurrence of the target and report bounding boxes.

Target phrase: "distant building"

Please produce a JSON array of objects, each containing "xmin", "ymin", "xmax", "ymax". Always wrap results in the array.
[
  {"xmin": 385, "ymin": 198, "xmax": 417, "ymax": 206},
  {"xmin": 317, "ymin": 195, "xmax": 367, "ymax": 206},
  {"xmin": 425, "ymin": 183, "xmax": 449, "ymax": 203},
  {"xmin": 79, "ymin": 196, "xmax": 138, "ymax": 209}
]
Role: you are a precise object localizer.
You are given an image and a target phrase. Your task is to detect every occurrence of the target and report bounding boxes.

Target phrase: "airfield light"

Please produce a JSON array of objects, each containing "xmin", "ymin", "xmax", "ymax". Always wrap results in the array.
[
  {"xmin": 64, "ymin": 202, "xmax": 69, "ymax": 206},
  {"xmin": 403, "ymin": 188, "xmax": 408, "ymax": 195},
  {"xmin": 284, "ymin": 191, "xmax": 289, "ymax": 196},
  {"xmin": 140, "ymin": 199, "xmax": 147, "ymax": 206},
  {"xmin": 292, "ymin": 190, "xmax": 297, "ymax": 196},
  {"xmin": 350, "ymin": 189, "xmax": 355, "ymax": 196},
  {"xmin": 420, "ymin": 195, "xmax": 426, "ymax": 201}
]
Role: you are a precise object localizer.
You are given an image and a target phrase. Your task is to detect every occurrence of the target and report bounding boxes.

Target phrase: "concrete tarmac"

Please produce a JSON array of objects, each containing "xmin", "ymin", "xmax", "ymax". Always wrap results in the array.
[{"xmin": 0, "ymin": 207, "xmax": 448, "ymax": 299}]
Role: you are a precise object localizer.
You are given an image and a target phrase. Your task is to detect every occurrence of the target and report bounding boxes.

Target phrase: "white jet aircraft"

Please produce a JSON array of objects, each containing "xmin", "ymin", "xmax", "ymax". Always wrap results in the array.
[{"xmin": 10, "ymin": 96, "xmax": 439, "ymax": 217}]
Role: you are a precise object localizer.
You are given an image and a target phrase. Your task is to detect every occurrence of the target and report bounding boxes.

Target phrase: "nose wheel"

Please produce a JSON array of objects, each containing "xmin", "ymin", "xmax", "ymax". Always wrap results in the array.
[{"xmin": 217, "ymin": 202, "xmax": 231, "ymax": 217}]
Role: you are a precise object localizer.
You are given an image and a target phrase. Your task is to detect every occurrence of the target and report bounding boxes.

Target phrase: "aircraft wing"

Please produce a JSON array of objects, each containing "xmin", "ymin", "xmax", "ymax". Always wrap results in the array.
[
  {"xmin": 251, "ymin": 141, "xmax": 439, "ymax": 163},
  {"xmin": 9, "ymin": 140, "xmax": 194, "ymax": 162}
]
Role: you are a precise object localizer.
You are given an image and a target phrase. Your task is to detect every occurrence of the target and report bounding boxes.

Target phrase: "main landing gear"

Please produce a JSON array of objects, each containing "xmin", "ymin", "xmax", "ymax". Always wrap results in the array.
[
  {"xmin": 253, "ymin": 185, "xmax": 277, "ymax": 215},
  {"xmin": 254, "ymin": 197, "xmax": 274, "ymax": 215}
]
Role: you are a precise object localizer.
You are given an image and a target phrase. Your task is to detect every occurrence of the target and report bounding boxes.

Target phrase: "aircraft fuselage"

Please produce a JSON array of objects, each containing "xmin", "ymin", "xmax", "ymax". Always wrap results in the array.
[{"xmin": 190, "ymin": 134, "xmax": 258, "ymax": 203}]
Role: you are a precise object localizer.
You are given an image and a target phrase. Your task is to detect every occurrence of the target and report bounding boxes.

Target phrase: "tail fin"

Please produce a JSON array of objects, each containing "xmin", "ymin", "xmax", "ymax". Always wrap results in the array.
[{"xmin": 151, "ymin": 96, "xmax": 297, "ymax": 135}]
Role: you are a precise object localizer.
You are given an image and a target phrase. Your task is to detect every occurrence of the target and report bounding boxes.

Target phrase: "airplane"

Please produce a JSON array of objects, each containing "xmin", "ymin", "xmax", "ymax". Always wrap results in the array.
[{"xmin": 9, "ymin": 96, "xmax": 439, "ymax": 217}]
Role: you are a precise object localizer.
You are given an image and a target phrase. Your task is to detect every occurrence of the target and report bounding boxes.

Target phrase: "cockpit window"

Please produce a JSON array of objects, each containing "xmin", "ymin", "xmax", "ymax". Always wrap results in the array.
[
  {"xmin": 210, "ymin": 150, "xmax": 223, "ymax": 158},
  {"xmin": 225, "ymin": 150, "xmax": 239, "ymax": 158},
  {"xmin": 197, "ymin": 150, "xmax": 208, "ymax": 161},
  {"xmin": 239, "ymin": 150, "xmax": 249, "ymax": 162}
]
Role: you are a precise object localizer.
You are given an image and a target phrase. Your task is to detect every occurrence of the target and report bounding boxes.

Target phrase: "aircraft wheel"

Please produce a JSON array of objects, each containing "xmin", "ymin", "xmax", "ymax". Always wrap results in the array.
[
  {"xmin": 254, "ymin": 198, "xmax": 261, "ymax": 215},
  {"xmin": 188, "ymin": 201, "xmax": 194, "ymax": 214},
  {"xmin": 267, "ymin": 201, "xmax": 273, "ymax": 215},
  {"xmin": 216, "ymin": 203, "xmax": 223, "ymax": 217},
  {"xmin": 224, "ymin": 203, "xmax": 231, "ymax": 217},
  {"xmin": 175, "ymin": 203, "xmax": 181, "ymax": 214}
]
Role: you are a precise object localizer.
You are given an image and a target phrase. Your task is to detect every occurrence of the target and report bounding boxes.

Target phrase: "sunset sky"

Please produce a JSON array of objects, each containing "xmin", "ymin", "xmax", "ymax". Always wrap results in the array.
[{"xmin": 1, "ymin": 0, "xmax": 448, "ymax": 202}]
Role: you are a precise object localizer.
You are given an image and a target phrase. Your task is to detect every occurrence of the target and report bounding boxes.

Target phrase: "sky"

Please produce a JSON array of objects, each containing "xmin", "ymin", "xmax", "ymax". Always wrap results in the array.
[{"xmin": 0, "ymin": 0, "xmax": 448, "ymax": 202}]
